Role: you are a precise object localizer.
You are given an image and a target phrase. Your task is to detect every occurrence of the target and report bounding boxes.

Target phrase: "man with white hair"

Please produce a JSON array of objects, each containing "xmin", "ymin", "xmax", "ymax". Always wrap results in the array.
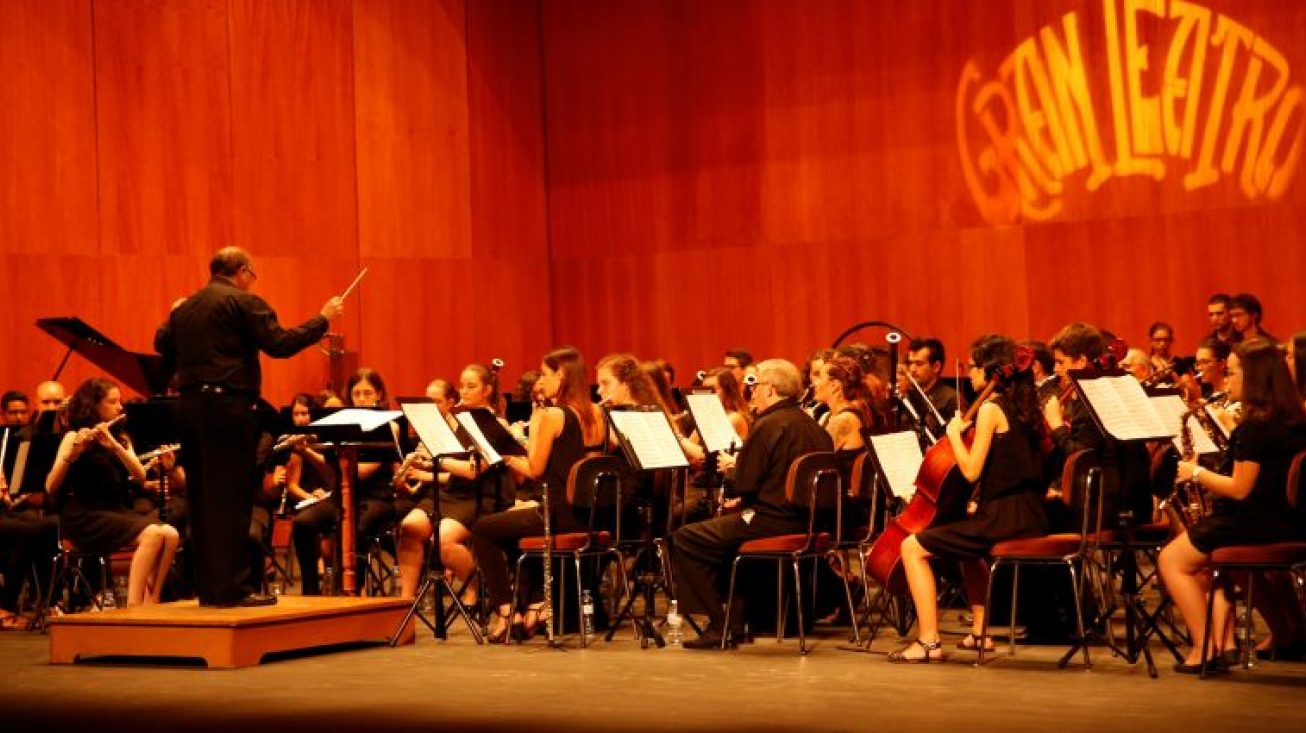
[{"xmin": 672, "ymin": 358, "xmax": 832, "ymax": 649}]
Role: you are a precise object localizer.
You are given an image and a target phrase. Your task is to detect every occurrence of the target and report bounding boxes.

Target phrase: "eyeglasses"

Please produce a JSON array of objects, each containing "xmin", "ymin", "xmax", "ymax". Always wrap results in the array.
[{"xmin": 241, "ymin": 265, "xmax": 258, "ymax": 280}]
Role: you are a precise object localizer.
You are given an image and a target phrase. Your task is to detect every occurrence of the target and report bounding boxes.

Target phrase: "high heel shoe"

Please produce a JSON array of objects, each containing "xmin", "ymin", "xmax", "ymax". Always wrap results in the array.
[
  {"xmin": 486, "ymin": 609, "xmax": 514, "ymax": 644},
  {"xmin": 514, "ymin": 602, "xmax": 549, "ymax": 641}
]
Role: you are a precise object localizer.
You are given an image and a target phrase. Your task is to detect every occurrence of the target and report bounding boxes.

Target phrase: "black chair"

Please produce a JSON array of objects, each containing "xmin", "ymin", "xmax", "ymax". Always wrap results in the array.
[
  {"xmin": 722, "ymin": 451, "xmax": 847, "ymax": 654},
  {"xmin": 514, "ymin": 455, "xmax": 626, "ymax": 647}
]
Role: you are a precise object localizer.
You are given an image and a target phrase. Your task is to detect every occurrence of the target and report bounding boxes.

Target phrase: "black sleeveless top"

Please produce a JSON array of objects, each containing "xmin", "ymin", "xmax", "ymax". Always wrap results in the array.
[
  {"xmin": 976, "ymin": 397, "xmax": 1043, "ymax": 502},
  {"xmin": 543, "ymin": 406, "xmax": 587, "ymax": 511}
]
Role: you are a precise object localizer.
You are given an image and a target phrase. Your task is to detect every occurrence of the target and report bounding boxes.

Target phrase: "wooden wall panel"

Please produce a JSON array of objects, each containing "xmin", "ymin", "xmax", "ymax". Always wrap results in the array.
[
  {"xmin": 93, "ymin": 0, "xmax": 234, "ymax": 257},
  {"xmin": 0, "ymin": 1, "xmax": 100, "ymax": 399}
]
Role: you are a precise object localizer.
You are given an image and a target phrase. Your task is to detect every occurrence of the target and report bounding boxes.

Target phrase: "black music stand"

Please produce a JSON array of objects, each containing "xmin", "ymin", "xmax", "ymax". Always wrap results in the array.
[
  {"xmin": 309, "ymin": 410, "xmax": 401, "ymax": 597},
  {"xmin": 388, "ymin": 400, "xmax": 484, "ymax": 645},
  {"xmin": 601, "ymin": 405, "xmax": 692, "ymax": 648},
  {"xmin": 1065, "ymin": 368, "xmax": 1176, "ymax": 678}
]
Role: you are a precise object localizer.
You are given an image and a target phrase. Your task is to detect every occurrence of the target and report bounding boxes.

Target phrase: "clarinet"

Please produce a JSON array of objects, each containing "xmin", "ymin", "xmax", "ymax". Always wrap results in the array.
[{"xmin": 540, "ymin": 479, "xmax": 555, "ymax": 643}]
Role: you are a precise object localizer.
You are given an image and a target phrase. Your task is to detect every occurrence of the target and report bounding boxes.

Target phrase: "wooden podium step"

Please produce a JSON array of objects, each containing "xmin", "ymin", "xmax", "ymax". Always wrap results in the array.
[{"xmin": 48, "ymin": 595, "xmax": 415, "ymax": 669}]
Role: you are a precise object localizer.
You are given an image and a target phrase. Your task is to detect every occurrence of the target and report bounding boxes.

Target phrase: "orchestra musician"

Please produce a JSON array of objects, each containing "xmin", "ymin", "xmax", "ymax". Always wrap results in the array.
[
  {"xmin": 1193, "ymin": 338, "xmax": 1230, "ymax": 400},
  {"xmin": 45, "ymin": 377, "xmax": 180, "ymax": 606},
  {"xmin": 281, "ymin": 393, "xmax": 334, "ymax": 515},
  {"xmin": 1229, "ymin": 292, "xmax": 1275, "ymax": 343},
  {"xmin": 1160, "ymin": 339, "xmax": 1306, "ymax": 672},
  {"xmin": 2, "ymin": 396, "xmax": 58, "ymax": 627},
  {"xmin": 468, "ymin": 346, "xmax": 605, "ymax": 642},
  {"xmin": 677, "ymin": 366, "xmax": 751, "ymax": 464},
  {"xmin": 395, "ymin": 364, "xmax": 512, "ymax": 602},
  {"xmin": 1205, "ymin": 293, "xmax": 1236, "ymax": 346},
  {"xmin": 672, "ymin": 359, "xmax": 832, "ymax": 650},
  {"xmin": 887, "ymin": 335, "xmax": 1045, "ymax": 662},
  {"xmin": 1119, "ymin": 348, "xmax": 1153, "ymax": 382},
  {"xmin": 1147, "ymin": 321, "xmax": 1176, "ymax": 375},
  {"xmin": 898, "ymin": 337, "xmax": 959, "ymax": 427}
]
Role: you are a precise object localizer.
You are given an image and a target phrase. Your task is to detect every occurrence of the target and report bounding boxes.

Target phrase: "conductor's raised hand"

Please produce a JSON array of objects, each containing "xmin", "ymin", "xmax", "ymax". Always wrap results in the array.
[{"xmin": 321, "ymin": 296, "xmax": 344, "ymax": 321}]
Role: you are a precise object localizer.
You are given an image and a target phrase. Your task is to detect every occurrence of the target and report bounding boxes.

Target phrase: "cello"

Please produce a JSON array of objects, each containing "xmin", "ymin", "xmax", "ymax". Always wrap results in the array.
[{"xmin": 864, "ymin": 346, "xmax": 1034, "ymax": 595}]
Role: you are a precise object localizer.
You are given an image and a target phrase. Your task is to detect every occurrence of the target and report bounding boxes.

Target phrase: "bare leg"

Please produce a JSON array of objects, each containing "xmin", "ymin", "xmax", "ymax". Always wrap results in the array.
[
  {"xmin": 397, "ymin": 509, "xmax": 433, "ymax": 599},
  {"xmin": 438, "ymin": 518, "xmax": 476, "ymax": 600},
  {"xmin": 959, "ymin": 557, "xmax": 992, "ymax": 641},
  {"xmin": 1159, "ymin": 531, "xmax": 1222, "ymax": 665},
  {"xmin": 128, "ymin": 527, "xmax": 164, "ymax": 607},
  {"xmin": 896, "ymin": 535, "xmax": 943, "ymax": 659},
  {"xmin": 148, "ymin": 525, "xmax": 180, "ymax": 604}
]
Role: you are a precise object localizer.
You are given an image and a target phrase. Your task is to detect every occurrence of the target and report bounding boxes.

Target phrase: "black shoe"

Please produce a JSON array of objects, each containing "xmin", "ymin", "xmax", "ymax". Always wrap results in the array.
[
  {"xmin": 1173, "ymin": 656, "xmax": 1228, "ymax": 675},
  {"xmin": 683, "ymin": 630, "xmax": 736, "ymax": 650},
  {"xmin": 235, "ymin": 593, "xmax": 278, "ymax": 608}
]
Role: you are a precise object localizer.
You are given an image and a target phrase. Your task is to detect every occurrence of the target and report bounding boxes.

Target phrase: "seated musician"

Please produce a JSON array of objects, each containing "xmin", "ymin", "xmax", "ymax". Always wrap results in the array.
[
  {"xmin": 395, "ymin": 364, "xmax": 513, "ymax": 602},
  {"xmin": 597, "ymin": 353, "xmax": 676, "ymax": 534},
  {"xmin": 45, "ymin": 377, "xmax": 180, "ymax": 606},
  {"xmin": 898, "ymin": 337, "xmax": 959, "ymax": 424},
  {"xmin": 468, "ymin": 346, "xmax": 605, "ymax": 642},
  {"xmin": 672, "ymin": 359, "xmax": 832, "ymax": 650},
  {"xmin": 1160, "ymin": 339, "xmax": 1306, "ymax": 672},
  {"xmin": 1229, "ymin": 292, "xmax": 1276, "ymax": 343},
  {"xmin": 1205, "ymin": 293, "xmax": 1236, "ymax": 346},
  {"xmin": 1147, "ymin": 321, "xmax": 1176, "ymax": 375},
  {"xmin": 888, "ymin": 336, "xmax": 1045, "ymax": 662},
  {"xmin": 1119, "ymin": 348, "xmax": 1153, "ymax": 382},
  {"xmin": 281, "ymin": 393, "xmax": 334, "ymax": 514},
  {"xmin": 293, "ymin": 368, "xmax": 397, "ymax": 595},
  {"xmin": 2, "ymin": 413, "xmax": 60, "ymax": 627}
]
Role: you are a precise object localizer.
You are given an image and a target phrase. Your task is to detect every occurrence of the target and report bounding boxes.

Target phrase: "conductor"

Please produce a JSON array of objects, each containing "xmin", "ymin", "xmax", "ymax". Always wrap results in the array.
[{"xmin": 155, "ymin": 247, "xmax": 343, "ymax": 607}]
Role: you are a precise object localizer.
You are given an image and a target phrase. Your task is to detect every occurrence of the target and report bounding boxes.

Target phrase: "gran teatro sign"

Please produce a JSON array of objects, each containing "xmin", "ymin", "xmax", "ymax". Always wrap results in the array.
[{"xmin": 957, "ymin": 0, "xmax": 1304, "ymax": 225}]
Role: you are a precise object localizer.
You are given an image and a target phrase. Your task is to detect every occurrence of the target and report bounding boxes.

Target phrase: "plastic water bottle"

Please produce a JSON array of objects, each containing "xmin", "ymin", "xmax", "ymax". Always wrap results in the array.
[
  {"xmin": 666, "ymin": 599, "xmax": 683, "ymax": 646},
  {"xmin": 112, "ymin": 575, "xmax": 129, "ymax": 607},
  {"xmin": 581, "ymin": 589, "xmax": 596, "ymax": 642},
  {"xmin": 97, "ymin": 585, "xmax": 117, "ymax": 611},
  {"xmin": 321, "ymin": 566, "xmax": 335, "ymax": 597}
]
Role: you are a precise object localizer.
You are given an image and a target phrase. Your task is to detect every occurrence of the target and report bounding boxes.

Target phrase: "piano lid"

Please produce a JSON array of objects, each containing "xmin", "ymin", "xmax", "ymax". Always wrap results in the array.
[{"xmin": 37, "ymin": 316, "xmax": 172, "ymax": 396}]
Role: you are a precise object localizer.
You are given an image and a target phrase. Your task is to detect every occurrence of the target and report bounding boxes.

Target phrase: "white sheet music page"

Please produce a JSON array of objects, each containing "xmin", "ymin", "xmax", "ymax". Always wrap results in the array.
[
  {"xmin": 1149, "ymin": 395, "xmax": 1219, "ymax": 455},
  {"xmin": 1078, "ymin": 376, "xmax": 1172, "ymax": 441},
  {"xmin": 608, "ymin": 410, "xmax": 690, "ymax": 470},
  {"xmin": 869, "ymin": 431, "xmax": 924, "ymax": 499},
  {"xmin": 400, "ymin": 402, "xmax": 466, "ymax": 456},
  {"xmin": 454, "ymin": 411, "xmax": 503, "ymax": 465},
  {"xmin": 310, "ymin": 408, "xmax": 402, "ymax": 433},
  {"xmin": 684, "ymin": 392, "xmax": 744, "ymax": 453}
]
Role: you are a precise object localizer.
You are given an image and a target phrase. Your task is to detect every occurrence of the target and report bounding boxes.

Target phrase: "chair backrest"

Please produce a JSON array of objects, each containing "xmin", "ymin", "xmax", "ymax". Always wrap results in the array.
[
  {"xmin": 1060, "ymin": 448, "xmax": 1101, "ymax": 535},
  {"xmin": 565, "ymin": 454, "xmax": 625, "ymax": 537},
  {"xmin": 847, "ymin": 450, "xmax": 885, "ymax": 540},
  {"xmin": 784, "ymin": 451, "xmax": 843, "ymax": 541},
  {"xmin": 1287, "ymin": 449, "xmax": 1306, "ymax": 511}
]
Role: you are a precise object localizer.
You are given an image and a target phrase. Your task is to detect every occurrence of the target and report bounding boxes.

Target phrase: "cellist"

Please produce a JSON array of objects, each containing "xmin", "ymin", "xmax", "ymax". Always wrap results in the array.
[{"xmin": 888, "ymin": 335, "xmax": 1046, "ymax": 662}]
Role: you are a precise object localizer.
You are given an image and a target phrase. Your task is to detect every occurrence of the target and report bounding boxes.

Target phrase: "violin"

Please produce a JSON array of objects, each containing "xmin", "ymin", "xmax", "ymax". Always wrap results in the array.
[{"xmin": 865, "ymin": 346, "xmax": 1034, "ymax": 595}]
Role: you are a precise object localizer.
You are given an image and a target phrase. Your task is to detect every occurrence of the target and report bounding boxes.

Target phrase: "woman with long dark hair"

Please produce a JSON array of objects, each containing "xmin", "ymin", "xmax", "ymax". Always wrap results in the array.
[
  {"xmin": 888, "ymin": 335, "xmax": 1046, "ymax": 662},
  {"xmin": 1161, "ymin": 339, "xmax": 1306, "ymax": 672},
  {"xmin": 469, "ymin": 346, "xmax": 605, "ymax": 641},
  {"xmin": 46, "ymin": 377, "xmax": 180, "ymax": 606}
]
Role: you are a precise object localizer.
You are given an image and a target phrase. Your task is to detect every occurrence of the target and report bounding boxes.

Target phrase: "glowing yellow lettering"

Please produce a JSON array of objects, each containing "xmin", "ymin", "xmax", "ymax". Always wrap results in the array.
[
  {"xmin": 1124, "ymin": 0, "xmax": 1165, "ymax": 156},
  {"xmin": 1185, "ymin": 14, "xmax": 1252, "ymax": 189},
  {"xmin": 1255, "ymin": 86, "xmax": 1304, "ymax": 198},
  {"xmin": 956, "ymin": 62, "xmax": 1022, "ymax": 225},
  {"xmin": 1013, "ymin": 38, "xmax": 1071, "ymax": 179},
  {"xmin": 1223, "ymin": 36, "xmax": 1290, "ymax": 197},
  {"xmin": 1105, "ymin": 0, "xmax": 1165, "ymax": 178},
  {"xmin": 1040, "ymin": 13, "xmax": 1113, "ymax": 190},
  {"xmin": 1161, "ymin": 1, "xmax": 1212, "ymax": 158}
]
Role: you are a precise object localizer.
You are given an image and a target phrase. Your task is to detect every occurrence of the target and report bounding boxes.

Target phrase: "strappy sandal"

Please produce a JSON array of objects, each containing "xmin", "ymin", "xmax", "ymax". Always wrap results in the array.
[
  {"xmin": 515, "ymin": 602, "xmax": 549, "ymax": 641},
  {"xmin": 887, "ymin": 637, "xmax": 944, "ymax": 663},
  {"xmin": 485, "ymin": 608, "xmax": 514, "ymax": 644},
  {"xmin": 957, "ymin": 634, "xmax": 995, "ymax": 652}
]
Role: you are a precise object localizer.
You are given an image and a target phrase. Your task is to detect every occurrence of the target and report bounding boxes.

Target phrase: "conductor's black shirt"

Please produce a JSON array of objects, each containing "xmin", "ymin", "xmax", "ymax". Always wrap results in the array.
[{"xmin": 154, "ymin": 276, "xmax": 328, "ymax": 396}]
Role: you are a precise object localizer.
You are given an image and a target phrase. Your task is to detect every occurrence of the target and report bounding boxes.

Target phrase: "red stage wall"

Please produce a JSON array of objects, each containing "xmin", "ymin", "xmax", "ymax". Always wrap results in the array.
[{"xmin": 1, "ymin": 0, "xmax": 1302, "ymax": 406}]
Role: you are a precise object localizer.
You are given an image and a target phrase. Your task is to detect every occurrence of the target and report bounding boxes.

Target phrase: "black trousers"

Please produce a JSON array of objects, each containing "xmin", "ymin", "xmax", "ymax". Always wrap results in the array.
[
  {"xmin": 671, "ymin": 511, "xmax": 806, "ymax": 633},
  {"xmin": 469, "ymin": 506, "xmax": 586, "ymax": 610},
  {"xmin": 179, "ymin": 391, "xmax": 258, "ymax": 605},
  {"xmin": 292, "ymin": 496, "xmax": 394, "ymax": 595}
]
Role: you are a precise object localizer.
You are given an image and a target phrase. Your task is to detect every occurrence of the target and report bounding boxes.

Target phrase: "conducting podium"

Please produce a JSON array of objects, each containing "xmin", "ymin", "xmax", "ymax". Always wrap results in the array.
[{"xmin": 309, "ymin": 408, "xmax": 402, "ymax": 597}]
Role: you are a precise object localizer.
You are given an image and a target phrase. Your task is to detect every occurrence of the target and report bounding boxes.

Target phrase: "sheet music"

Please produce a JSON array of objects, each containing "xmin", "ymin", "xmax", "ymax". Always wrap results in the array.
[
  {"xmin": 399, "ymin": 403, "xmax": 467, "ymax": 456},
  {"xmin": 608, "ymin": 409, "xmax": 690, "ymax": 470},
  {"xmin": 454, "ymin": 411, "xmax": 503, "ymax": 465},
  {"xmin": 684, "ymin": 392, "xmax": 744, "ymax": 454},
  {"xmin": 1077, "ymin": 375, "xmax": 1173, "ymax": 442},
  {"xmin": 1149, "ymin": 395, "xmax": 1220, "ymax": 455},
  {"xmin": 310, "ymin": 408, "xmax": 402, "ymax": 433},
  {"xmin": 869, "ymin": 431, "xmax": 924, "ymax": 499}
]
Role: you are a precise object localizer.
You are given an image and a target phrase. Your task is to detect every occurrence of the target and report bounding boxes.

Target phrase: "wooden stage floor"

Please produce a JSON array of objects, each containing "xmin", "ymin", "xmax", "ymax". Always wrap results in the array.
[
  {"xmin": 47, "ymin": 596, "xmax": 414, "ymax": 668},
  {"xmin": 5, "ymin": 607, "xmax": 1306, "ymax": 733}
]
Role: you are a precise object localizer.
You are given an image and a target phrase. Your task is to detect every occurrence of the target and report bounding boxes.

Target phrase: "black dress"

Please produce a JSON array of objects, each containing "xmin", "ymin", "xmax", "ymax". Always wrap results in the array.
[
  {"xmin": 59, "ymin": 443, "xmax": 154, "ymax": 555},
  {"xmin": 1187, "ymin": 419, "xmax": 1306, "ymax": 554},
  {"xmin": 916, "ymin": 398, "xmax": 1047, "ymax": 559}
]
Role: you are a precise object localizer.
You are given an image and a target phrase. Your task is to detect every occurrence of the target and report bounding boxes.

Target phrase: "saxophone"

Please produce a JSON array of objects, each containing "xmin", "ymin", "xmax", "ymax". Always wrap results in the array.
[{"xmin": 1160, "ymin": 408, "xmax": 1209, "ymax": 528}]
